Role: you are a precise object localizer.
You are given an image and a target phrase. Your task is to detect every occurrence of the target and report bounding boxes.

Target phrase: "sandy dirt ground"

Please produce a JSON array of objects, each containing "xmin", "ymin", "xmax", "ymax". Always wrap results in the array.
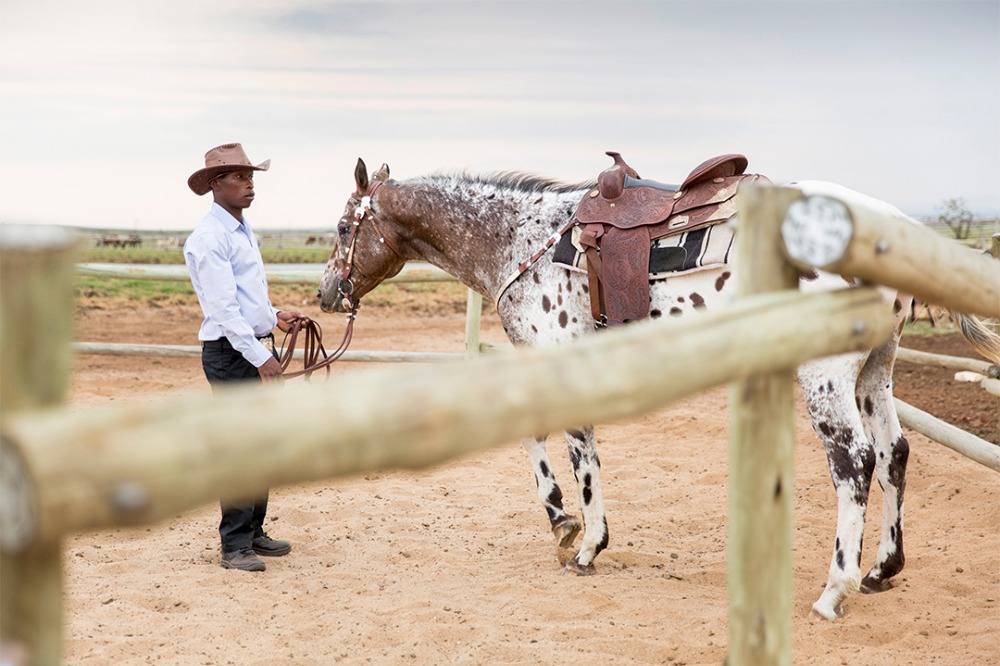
[{"xmin": 58, "ymin": 285, "xmax": 999, "ymax": 665}]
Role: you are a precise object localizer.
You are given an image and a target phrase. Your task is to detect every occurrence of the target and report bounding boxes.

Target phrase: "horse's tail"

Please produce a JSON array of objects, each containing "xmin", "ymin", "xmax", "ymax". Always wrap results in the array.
[{"xmin": 951, "ymin": 311, "xmax": 1000, "ymax": 364}]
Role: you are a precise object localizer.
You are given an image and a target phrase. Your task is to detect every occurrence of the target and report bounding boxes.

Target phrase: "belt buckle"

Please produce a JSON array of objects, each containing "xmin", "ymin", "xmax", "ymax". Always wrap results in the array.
[{"xmin": 259, "ymin": 336, "xmax": 274, "ymax": 352}]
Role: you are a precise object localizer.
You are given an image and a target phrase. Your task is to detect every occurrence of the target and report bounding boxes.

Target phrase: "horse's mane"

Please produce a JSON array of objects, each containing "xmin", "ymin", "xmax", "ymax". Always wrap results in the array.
[{"xmin": 419, "ymin": 170, "xmax": 595, "ymax": 195}]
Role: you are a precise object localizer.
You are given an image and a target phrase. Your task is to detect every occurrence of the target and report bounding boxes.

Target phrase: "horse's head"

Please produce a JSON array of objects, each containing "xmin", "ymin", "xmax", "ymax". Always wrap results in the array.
[{"xmin": 318, "ymin": 158, "xmax": 404, "ymax": 313}]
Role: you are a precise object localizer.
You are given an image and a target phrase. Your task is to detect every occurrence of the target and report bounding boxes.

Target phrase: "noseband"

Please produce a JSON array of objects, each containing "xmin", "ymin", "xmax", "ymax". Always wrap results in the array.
[{"xmin": 336, "ymin": 179, "xmax": 404, "ymax": 311}]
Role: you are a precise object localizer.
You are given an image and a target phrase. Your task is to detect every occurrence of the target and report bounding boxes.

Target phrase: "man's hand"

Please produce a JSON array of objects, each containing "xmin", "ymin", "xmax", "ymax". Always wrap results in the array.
[
  {"xmin": 258, "ymin": 356, "xmax": 284, "ymax": 383},
  {"xmin": 276, "ymin": 310, "xmax": 304, "ymax": 333}
]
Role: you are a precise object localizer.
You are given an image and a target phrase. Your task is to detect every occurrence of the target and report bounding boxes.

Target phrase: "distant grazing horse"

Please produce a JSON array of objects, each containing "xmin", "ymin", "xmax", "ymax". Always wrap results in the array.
[{"xmin": 318, "ymin": 157, "xmax": 1000, "ymax": 619}]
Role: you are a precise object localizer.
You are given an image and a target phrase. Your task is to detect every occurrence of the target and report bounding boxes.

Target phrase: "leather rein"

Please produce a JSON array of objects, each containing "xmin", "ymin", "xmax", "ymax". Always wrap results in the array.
[
  {"xmin": 276, "ymin": 315, "xmax": 349, "ymax": 379},
  {"xmin": 279, "ymin": 179, "xmax": 403, "ymax": 379}
]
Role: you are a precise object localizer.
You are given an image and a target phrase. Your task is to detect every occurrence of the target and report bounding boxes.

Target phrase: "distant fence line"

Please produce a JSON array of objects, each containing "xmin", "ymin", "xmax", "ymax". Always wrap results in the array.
[
  {"xmin": 75, "ymin": 261, "xmax": 493, "ymax": 358},
  {"xmin": 76, "ymin": 261, "xmax": 454, "ymax": 284},
  {"xmin": 71, "ymin": 342, "xmax": 461, "ymax": 364},
  {"xmin": 76, "ymin": 261, "xmax": 999, "ymax": 392}
]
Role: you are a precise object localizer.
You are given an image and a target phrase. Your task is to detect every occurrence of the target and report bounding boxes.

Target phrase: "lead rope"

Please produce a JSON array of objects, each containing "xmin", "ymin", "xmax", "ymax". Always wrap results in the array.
[{"xmin": 277, "ymin": 313, "xmax": 356, "ymax": 380}]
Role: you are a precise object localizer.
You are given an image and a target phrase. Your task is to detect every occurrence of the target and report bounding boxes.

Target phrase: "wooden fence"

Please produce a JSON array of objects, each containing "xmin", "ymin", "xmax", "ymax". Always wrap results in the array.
[
  {"xmin": 2, "ymin": 184, "xmax": 999, "ymax": 665},
  {"xmin": 75, "ymin": 261, "xmax": 493, "ymax": 360}
]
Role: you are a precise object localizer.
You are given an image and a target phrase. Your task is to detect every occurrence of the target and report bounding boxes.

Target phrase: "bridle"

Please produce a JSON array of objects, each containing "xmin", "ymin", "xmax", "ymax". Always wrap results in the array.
[
  {"xmin": 335, "ymin": 179, "xmax": 404, "ymax": 312},
  {"xmin": 282, "ymin": 178, "xmax": 404, "ymax": 379}
]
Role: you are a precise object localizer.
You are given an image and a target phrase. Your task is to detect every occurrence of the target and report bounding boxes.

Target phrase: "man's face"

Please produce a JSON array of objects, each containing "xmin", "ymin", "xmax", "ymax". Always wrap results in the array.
[{"xmin": 211, "ymin": 170, "xmax": 256, "ymax": 211}]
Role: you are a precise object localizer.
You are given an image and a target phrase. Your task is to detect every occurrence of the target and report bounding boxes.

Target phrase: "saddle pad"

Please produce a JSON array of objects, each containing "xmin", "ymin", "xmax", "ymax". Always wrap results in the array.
[{"xmin": 552, "ymin": 221, "xmax": 734, "ymax": 280}]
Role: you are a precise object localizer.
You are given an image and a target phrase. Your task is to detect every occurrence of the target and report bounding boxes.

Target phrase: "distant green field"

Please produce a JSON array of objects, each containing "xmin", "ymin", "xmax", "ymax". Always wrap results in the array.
[
  {"xmin": 73, "ymin": 230, "xmax": 467, "ymax": 308},
  {"xmin": 80, "ymin": 246, "xmax": 332, "ymax": 264},
  {"xmin": 80, "ymin": 228, "xmax": 335, "ymax": 264},
  {"xmin": 74, "ymin": 270, "xmax": 468, "ymax": 310},
  {"xmin": 76, "ymin": 231, "xmax": 332, "ymax": 301}
]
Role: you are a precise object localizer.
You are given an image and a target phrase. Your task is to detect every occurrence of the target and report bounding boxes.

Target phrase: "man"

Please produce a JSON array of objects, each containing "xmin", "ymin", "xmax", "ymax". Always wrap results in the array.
[{"xmin": 184, "ymin": 143, "xmax": 301, "ymax": 572}]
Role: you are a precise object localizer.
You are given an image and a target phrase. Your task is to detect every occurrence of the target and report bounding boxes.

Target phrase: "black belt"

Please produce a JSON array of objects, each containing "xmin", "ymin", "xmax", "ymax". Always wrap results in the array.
[{"xmin": 202, "ymin": 334, "xmax": 274, "ymax": 350}]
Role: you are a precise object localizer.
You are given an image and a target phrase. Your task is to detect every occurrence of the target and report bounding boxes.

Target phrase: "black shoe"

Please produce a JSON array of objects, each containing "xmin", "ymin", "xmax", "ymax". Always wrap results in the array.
[
  {"xmin": 252, "ymin": 533, "xmax": 291, "ymax": 557},
  {"xmin": 221, "ymin": 547, "xmax": 266, "ymax": 572}
]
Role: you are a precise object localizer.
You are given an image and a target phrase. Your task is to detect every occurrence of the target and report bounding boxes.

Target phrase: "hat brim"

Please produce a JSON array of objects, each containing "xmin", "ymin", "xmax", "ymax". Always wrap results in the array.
[{"xmin": 188, "ymin": 159, "xmax": 270, "ymax": 196}]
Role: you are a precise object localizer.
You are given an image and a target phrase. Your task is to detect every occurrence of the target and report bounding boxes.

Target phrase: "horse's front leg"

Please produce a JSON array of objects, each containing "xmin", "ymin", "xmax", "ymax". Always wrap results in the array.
[
  {"xmin": 522, "ymin": 436, "xmax": 582, "ymax": 550},
  {"xmin": 562, "ymin": 427, "xmax": 609, "ymax": 575}
]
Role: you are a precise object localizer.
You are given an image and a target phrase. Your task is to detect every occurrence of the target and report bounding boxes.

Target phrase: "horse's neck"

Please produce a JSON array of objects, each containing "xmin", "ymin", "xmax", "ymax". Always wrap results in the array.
[{"xmin": 384, "ymin": 179, "xmax": 582, "ymax": 299}]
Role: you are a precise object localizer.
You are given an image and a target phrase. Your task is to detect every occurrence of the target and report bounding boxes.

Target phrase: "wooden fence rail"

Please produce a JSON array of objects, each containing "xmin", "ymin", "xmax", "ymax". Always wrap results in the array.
[
  {"xmin": 893, "ymin": 399, "xmax": 1000, "ymax": 472},
  {"xmin": 895, "ymin": 347, "xmax": 1000, "ymax": 377},
  {"xmin": 70, "ymin": 342, "xmax": 463, "ymax": 363},
  {"xmin": 778, "ymin": 182, "xmax": 1000, "ymax": 319}
]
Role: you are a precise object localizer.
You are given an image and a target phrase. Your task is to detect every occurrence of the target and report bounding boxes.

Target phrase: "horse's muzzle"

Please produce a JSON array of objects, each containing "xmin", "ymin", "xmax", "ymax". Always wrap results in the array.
[{"xmin": 318, "ymin": 276, "xmax": 352, "ymax": 313}]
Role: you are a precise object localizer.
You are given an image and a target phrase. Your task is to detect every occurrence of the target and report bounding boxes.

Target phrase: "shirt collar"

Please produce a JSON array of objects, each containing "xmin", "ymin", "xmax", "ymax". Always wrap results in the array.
[{"xmin": 209, "ymin": 202, "xmax": 247, "ymax": 231}]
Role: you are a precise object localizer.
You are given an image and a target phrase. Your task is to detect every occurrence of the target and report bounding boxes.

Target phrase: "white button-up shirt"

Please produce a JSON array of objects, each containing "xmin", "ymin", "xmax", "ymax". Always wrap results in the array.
[{"xmin": 184, "ymin": 203, "xmax": 278, "ymax": 368}]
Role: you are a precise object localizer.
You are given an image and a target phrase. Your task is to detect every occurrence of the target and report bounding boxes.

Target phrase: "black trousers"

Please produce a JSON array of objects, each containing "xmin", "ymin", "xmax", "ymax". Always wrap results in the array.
[{"xmin": 201, "ymin": 337, "xmax": 275, "ymax": 552}]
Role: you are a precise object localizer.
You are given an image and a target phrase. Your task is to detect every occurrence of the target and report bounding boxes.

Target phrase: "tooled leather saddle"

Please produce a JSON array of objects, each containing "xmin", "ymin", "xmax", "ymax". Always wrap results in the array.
[{"xmin": 572, "ymin": 151, "xmax": 767, "ymax": 327}]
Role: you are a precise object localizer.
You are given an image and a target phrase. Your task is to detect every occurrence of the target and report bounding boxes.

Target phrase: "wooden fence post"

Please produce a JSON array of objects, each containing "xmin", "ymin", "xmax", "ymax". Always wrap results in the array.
[
  {"xmin": 1, "ymin": 225, "xmax": 79, "ymax": 666},
  {"xmin": 727, "ymin": 186, "xmax": 801, "ymax": 665},
  {"xmin": 464, "ymin": 289, "xmax": 483, "ymax": 358},
  {"xmin": 990, "ymin": 233, "xmax": 999, "ymax": 439}
]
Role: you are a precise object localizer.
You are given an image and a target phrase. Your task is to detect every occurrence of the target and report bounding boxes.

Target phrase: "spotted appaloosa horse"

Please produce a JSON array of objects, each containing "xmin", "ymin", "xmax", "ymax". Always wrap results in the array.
[{"xmin": 318, "ymin": 158, "xmax": 1000, "ymax": 619}]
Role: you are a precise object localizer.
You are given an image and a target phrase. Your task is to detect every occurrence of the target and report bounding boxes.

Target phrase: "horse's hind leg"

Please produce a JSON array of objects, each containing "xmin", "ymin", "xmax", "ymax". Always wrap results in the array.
[
  {"xmin": 799, "ymin": 355, "xmax": 875, "ymax": 620},
  {"xmin": 522, "ymin": 436, "xmax": 582, "ymax": 549},
  {"xmin": 562, "ymin": 426, "xmax": 608, "ymax": 575},
  {"xmin": 858, "ymin": 299, "xmax": 911, "ymax": 593}
]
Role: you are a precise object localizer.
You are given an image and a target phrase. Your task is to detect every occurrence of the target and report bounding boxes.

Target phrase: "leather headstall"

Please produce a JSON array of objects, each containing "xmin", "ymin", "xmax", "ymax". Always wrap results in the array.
[{"xmin": 337, "ymin": 179, "xmax": 404, "ymax": 311}]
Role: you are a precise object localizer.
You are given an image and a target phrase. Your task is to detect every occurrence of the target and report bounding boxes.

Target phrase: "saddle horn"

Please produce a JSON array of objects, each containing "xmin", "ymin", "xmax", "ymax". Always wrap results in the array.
[
  {"xmin": 605, "ymin": 151, "xmax": 640, "ymax": 179},
  {"xmin": 598, "ymin": 151, "xmax": 641, "ymax": 200}
]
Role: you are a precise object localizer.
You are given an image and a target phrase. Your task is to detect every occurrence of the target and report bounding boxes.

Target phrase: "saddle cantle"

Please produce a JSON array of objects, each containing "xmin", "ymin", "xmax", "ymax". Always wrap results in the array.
[{"xmin": 572, "ymin": 151, "xmax": 766, "ymax": 327}]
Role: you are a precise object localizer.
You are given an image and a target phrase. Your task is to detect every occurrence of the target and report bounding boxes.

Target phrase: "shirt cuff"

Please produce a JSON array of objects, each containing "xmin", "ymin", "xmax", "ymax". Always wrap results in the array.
[{"xmin": 246, "ymin": 342, "xmax": 275, "ymax": 368}]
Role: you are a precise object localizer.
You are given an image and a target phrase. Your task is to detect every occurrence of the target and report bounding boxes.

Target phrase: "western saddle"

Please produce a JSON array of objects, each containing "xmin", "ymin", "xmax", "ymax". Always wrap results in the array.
[{"xmin": 573, "ymin": 151, "xmax": 766, "ymax": 327}]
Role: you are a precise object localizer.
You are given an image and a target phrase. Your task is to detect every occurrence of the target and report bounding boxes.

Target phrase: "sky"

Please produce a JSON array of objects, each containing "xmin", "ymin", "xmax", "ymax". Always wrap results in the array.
[{"xmin": 1, "ymin": 0, "xmax": 997, "ymax": 231}]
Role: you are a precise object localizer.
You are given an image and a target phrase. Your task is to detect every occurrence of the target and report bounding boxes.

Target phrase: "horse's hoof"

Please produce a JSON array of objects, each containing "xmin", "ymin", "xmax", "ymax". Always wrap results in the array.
[
  {"xmin": 810, "ymin": 602, "xmax": 843, "ymax": 621},
  {"xmin": 562, "ymin": 559, "xmax": 596, "ymax": 576},
  {"xmin": 552, "ymin": 516, "xmax": 581, "ymax": 549},
  {"xmin": 812, "ymin": 585, "xmax": 848, "ymax": 620},
  {"xmin": 860, "ymin": 576, "xmax": 893, "ymax": 594}
]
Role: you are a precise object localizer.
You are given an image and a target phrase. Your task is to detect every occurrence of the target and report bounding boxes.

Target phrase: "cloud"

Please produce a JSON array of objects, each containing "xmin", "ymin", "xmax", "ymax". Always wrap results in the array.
[{"xmin": 1, "ymin": 0, "xmax": 997, "ymax": 229}]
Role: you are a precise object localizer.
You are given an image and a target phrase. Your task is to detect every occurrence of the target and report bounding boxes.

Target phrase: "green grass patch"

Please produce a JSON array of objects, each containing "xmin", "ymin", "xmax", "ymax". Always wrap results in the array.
[
  {"xmin": 81, "ymin": 248, "xmax": 186, "ymax": 264},
  {"xmin": 79, "ymin": 247, "xmax": 331, "ymax": 264},
  {"xmin": 72, "ymin": 272, "xmax": 470, "ymax": 313},
  {"xmin": 259, "ymin": 248, "xmax": 331, "ymax": 264},
  {"xmin": 76, "ymin": 275, "xmax": 194, "ymax": 301},
  {"xmin": 902, "ymin": 320, "xmax": 959, "ymax": 336}
]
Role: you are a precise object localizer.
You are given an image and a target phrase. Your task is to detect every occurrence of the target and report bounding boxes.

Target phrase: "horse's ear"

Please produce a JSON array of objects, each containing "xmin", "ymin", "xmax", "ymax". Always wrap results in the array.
[
  {"xmin": 354, "ymin": 158, "xmax": 369, "ymax": 195},
  {"xmin": 372, "ymin": 163, "xmax": 390, "ymax": 181}
]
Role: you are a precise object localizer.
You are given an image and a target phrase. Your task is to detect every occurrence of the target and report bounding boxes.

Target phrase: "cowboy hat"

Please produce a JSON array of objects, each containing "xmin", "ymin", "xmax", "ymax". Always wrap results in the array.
[{"xmin": 187, "ymin": 143, "xmax": 270, "ymax": 195}]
